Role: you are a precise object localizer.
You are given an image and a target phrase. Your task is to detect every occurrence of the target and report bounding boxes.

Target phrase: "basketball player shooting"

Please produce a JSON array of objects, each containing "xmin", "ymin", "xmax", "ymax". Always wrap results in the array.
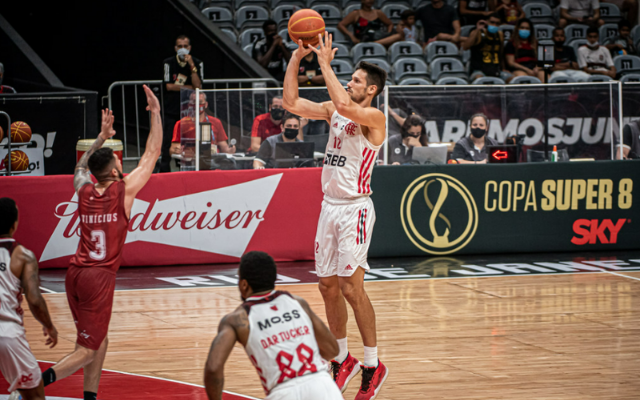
[
  {"xmin": 283, "ymin": 32, "xmax": 388, "ymax": 400},
  {"xmin": 204, "ymin": 251, "xmax": 342, "ymax": 400},
  {"xmin": 40, "ymin": 85, "xmax": 162, "ymax": 400}
]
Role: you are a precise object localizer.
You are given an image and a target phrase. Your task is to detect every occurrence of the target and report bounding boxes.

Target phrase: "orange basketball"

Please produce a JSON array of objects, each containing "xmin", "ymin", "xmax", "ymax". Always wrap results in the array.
[
  {"xmin": 10, "ymin": 121, "xmax": 32, "ymax": 143},
  {"xmin": 288, "ymin": 9, "xmax": 325, "ymax": 47},
  {"xmin": 3, "ymin": 150, "xmax": 29, "ymax": 171}
]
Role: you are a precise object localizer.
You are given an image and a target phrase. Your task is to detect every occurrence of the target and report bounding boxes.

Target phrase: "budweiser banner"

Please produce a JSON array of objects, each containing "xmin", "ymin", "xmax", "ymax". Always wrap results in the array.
[{"xmin": 5, "ymin": 169, "xmax": 323, "ymax": 268}]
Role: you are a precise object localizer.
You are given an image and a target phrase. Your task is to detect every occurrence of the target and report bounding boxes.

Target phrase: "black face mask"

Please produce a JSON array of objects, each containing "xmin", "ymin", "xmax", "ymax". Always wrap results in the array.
[
  {"xmin": 470, "ymin": 128, "xmax": 486, "ymax": 138},
  {"xmin": 271, "ymin": 108, "xmax": 284, "ymax": 121},
  {"xmin": 554, "ymin": 40, "xmax": 565, "ymax": 47},
  {"xmin": 283, "ymin": 128, "xmax": 298, "ymax": 139}
]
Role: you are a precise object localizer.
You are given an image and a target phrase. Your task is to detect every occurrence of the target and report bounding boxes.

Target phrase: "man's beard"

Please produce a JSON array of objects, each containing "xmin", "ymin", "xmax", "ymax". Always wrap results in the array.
[
  {"xmin": 349, "ymin": 91, "xmax": 366, "ymax": 103},
  {"xmin": 117, "ymin": 169, "xmax": 124, "ymax": 180}
]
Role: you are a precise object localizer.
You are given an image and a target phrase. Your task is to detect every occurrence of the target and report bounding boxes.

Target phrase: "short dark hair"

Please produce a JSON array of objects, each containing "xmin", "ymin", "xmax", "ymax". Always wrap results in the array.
[
  {"xmin": 618, "ymin": 20, "xmax": 631, "ymax": 30},
  {"xmin": 239, "ymin": 251, "xmax": 277, "ymax": 293},
  {"xmin": 0, "ymin": 198, "xmax": 18, "ymax": 235},
  {"xmin": 401, "ymin": 115, "xmax": 426, "ymax": 138},
  {"xmin": 88, "ymin": 147, "xmax": 116, "ymax": 181},
  {"xmin": 553, "ymin": 27, "xmax": 565, "ymax": 36},
  {"xmin": 282, "ymin": 113, "xmax": 300, "ymax": 125},
  {"xmin": 587, "ymin": 27, "xmax": 599, "ymax": 36},
  {"xmin": 271, "ymin": 95, "xmax": 283, "ymax": 105},
  {"xmin": 355, "ymin": 61, "xmax": 387, "ymax": 97},
  {"xmin": 470, "ymin": 113, "xmax": 489, "ymax": 126},
  {"xmin": 263, "ymin": 19, "xmax": 277, "ymax": 32},
  {"xmin": 400, "ymin": 10, "xmax": 415, "ymax": 21},
  {"xmin": 488, "ymin": 12, "xmax": 501, "ymax": 20},
  {"xmin": 176, "ymin": 35, "xmax": 190, "ymax": 44}
]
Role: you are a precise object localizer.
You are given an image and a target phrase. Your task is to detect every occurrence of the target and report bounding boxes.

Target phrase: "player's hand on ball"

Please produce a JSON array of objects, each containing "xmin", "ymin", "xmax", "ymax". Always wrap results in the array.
[
  {"xmin": 99, "ymin": 108, "xmax": 116, "ymax": 140},
  {"xmin": 309, "ymin": 31, "xmax": 337, "ymax": 65},
  {"xmin": 294, "ymin": 39, "xmax": 314, "ymax": 59},
  {"xmin": 143, "ymin": 84, "xmax": 161, "ymax": 114},
  {"xmin": 43, "ymin": 325, "xmax": 58, "ymax": 349}
]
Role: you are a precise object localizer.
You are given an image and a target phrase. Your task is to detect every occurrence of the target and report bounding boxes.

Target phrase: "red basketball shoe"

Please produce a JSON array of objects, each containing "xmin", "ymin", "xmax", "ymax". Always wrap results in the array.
[
  {"xmin": 355, "ymin": 360, "xmax": 389, "ymax": 400},
  {"xmin": 330, "ymin": 352, "xmax": 362, "ymax": 392}
]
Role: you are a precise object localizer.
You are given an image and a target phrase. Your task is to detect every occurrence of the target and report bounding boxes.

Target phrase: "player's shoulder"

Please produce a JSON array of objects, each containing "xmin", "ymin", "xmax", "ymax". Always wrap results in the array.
[
  {"xmin": 12, "ymin": 243, "xmax": 35, "ymax": 263},
  {"xmin": 221, "ymin": 305, "xmax": 249, "ymax": 330}
]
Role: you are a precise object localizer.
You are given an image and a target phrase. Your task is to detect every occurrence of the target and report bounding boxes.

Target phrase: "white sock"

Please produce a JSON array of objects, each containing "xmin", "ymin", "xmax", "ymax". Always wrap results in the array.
[
  {"xmin": 335, "ymin": 337, "xmax": 348, "ymax": 364},
  {"xmin": 363, "ymin": 346, "xmax": 378, "ymax": 368}
]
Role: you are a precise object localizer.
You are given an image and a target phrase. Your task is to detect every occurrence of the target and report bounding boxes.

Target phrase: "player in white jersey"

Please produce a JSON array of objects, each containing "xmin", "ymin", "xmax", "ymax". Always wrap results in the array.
[
  {"xmin": 0, "ymin": 198, "xmax": 58, "ymax": 400},
  {"xmin": 282, "ymin": 32, "xmax": 388, "ymax": 400},
  {"xmin": 204, "ymin": 251, "xmax": 342, "ymax": 400}
]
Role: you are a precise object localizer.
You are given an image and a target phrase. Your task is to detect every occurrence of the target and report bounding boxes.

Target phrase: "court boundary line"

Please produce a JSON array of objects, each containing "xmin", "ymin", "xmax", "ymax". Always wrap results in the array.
[{"xmin": 35, "ymin": 360, "xmax": 260, "ymax": 400}]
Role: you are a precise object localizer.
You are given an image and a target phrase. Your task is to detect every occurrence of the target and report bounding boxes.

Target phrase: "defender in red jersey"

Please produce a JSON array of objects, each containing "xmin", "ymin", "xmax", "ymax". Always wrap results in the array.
[{"xmin": 40, "ymin": 85, "xmax": 162, "ymax": 400}]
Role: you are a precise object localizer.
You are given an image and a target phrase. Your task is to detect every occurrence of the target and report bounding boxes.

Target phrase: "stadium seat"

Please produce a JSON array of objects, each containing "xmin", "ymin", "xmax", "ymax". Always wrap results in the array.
[
  {"xmin": 243, "ymin": 44, "xmax": 254, "ymax": 56},
  {"xmin": 352, "ymin": 42, "xmax": 387, "ymax": 63},
  {"xmin": 389, "ymin": 41, "xmax": 423, "ymax": 63},
  {"xmin": 523, "ymin": 3, "xmax": 555, "ymax": 25},
  {"xmin": 510, "ymin": 76, "xmax": 542, "ymax": 84},
  {"xmin": 365, "ymin": 58, "xmax": 392, "ymax": 71},
  {"xmin": 221, "ymin": 28, "xmax": 238, "ymax": 44},
  {"xmin": 393, "ymin": 58, "xmax": 428, "ymax": 82},
  {"xmin": 570, "ymin": 39, "xmax": 588, "ymax": 55},
  {"xmin": 462, "ymin": 49, "xmax": 471, "ymax": 64},
  {"xmin": 326, "ymin": 27, "xmax": 348, "ymax": 44},
  {"xmin": 436, "ymin": 77, "xmax": 469, "ymax": 85},
  {"xmin": 381, "ymin": 4, "xmax": 410, "ymax": 22},
  {"xmin": 425, "ymin": 41, "xmax": 460, "ymax": 63},
  {"xmin": 311, "ymin": 4, "xmax": 342, "ymax": 26},
  {"xmin": 278, "ymin": 28, "xmax": 291, "ymax": 42},
  {"xmin": 338, "ymin": 78, "xmax": 350, "ymax": 86},
  {"xmin": 271, "ymin": 0, "xmax": 305, "ymax": 7},
  {"xmin": 588, "ymin": 75, "xmax": 613, "ymax": 82},
  {"xmin": 331, "ymin": 59, "xmax": 355, "ymax": 79},
  {"xmin": 202, "ymin": 7, "xmax": 235, "ymax": 30},
  {"xmin": 412, "ymin": 0, "xmax": 429, "ymax": 7},
  {"xmin": 429, "ymin": 57, "xmax": 467, "ymax": 81},
  {"xmin": 307, "ymin": 0, "xmax": 341, "ymax": 7},
  {"xmin": 239, "ymin": 28, "xmax": 265, "ymax": 48},
  {"xmin": 333, "ymin": 43, "xmax": 352, "ymax": 59},
  {"xmin": 398, "ymin": 77, "xmax": 433, "ymax": 85},
  {"xmin": 234, "ymin": 0, "xmax": 269, "ymax": 10},
  {"xmin": 614, "ymin": 55, "xmax": 640, "ymax": 75},
  {"xmin": 621, "ymin": 73, "xmax": 640, "ymax": 82},
  {"xmin": 273, "ymin": 5, "xmax": 302, "ymax": 27},
  {"xmin": 461, "ymin": 25, "xmax": 476, "ymax": 38},
  {"xmin": 500, "ymin": 25, "xmax": 515, "ymax": 43},
  {"xmin": 632, "ymin": 25, "xmax": 640, "ymax": 44},
  {"xmin": 565, "ymin": 24, "xmax": 589, "ymax": 44},
  {"xmin": 549, "ymin": 75, "xmax": 576, "ymax": 83},
  {"xmin": 599, "ymin": 24, "xmax": 618, "ymax": 44},
  {"xmin": 202, "ymin": 0, "xmax": 233, "ymax": 10},
  {"xmin": 343, "ymin": 3, "xmax": 361, "ymax": 17},
  {"xmin": 599, "ymin": 3, "xmax": 622, "ymax": 23},
  {"xmin": 535, "ymin": 24, "xmax": 555, "ymax": 41},
  {"xmin": 472, "ymin": 77, "xmax": 506, "ymax": 84},
  {"xmin": 235, "ymin": 5, "xmax": 270, "ymax": 29}
]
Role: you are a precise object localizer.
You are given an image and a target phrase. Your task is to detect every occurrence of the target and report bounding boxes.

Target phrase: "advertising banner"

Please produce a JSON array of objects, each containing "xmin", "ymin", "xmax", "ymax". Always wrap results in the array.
[{"xmin": 369, "ymin": 161, "xmax": 640, "ymax": 257}]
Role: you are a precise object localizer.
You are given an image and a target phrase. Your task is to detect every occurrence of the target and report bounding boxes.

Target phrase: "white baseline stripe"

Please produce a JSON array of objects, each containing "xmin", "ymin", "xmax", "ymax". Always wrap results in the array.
[{"xmin": 39, "ymin": 286, "xmax": 57, "ymax": 294}]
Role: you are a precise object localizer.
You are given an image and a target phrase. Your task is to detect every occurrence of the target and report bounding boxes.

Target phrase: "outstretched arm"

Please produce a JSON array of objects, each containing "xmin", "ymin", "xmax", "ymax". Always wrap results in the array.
[
  {"xmin": 294, "ymin": 296, "xmax": 338, "ymax": 360},
  {"xmin": 204, "ymin": 314, "xmax": 240, "ymax": 400},
  {"xmin": 74, "ymin": 109, "xmax": 116, "ymax": 192},
  {"xmin": 14, "ymin": 246, "xmax": 58, "ymax": 349},
  {"xmin": 123, "ymin": 85, "xmax": 162, "ymax": 214},
  {"xmin": 282, "ymin": 39, "xmax": 335, "ymax": 122}
]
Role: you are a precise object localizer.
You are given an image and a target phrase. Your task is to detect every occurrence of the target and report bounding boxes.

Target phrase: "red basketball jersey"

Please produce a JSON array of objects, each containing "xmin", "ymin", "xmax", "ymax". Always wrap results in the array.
[{"xmin": 69, "ymin": 181, "xmax": 129, "ymax": 274}]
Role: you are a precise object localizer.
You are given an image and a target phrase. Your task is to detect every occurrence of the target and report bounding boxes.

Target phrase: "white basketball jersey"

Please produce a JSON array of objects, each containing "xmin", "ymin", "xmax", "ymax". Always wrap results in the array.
[
  {"xmin": 243, "ymin": 291, "xmax": 325, "ymax": 395},
  {"xmin": 322, "ymin": 111, "xmax": 383, "ymax": 200},
  {"xmin": 0, "ymin": 239, "xmax": 25, "ymax": 338}
]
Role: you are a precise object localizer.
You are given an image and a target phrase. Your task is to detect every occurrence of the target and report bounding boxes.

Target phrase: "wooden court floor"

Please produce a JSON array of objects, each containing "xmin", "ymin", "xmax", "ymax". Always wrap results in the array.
[{"xmin": 24, "ymin": 271, "xmax": 640, "ymax": 400}]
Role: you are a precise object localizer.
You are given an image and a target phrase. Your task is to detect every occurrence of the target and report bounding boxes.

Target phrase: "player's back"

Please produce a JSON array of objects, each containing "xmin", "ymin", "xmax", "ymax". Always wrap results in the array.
[
  {"xmin": 322, "ymin": 111, "xmax": 382, "ymax": 200},
  {"xmin": 0, "ymin": 238, "xmax": 24, "ymax": 338},
  {"xmin": 69, "ymin": 181, "xmax": 129, "ymax": 274},
  {"xmin": 243, "ymin": 290, "xmax": 325, "ymax": 396}
]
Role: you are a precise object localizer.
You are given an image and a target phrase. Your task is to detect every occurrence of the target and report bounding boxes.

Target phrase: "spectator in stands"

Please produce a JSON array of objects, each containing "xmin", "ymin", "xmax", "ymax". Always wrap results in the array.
[
  {"xmin": 559, "ymin": 0, "xmax": 604, "ymax": 28},
  {"xmin": 298, "ymin": 53, "xmax": 325, "ymax": 86},
  {"xmin": 170, "ymin": 92, "xmax": 235, "ymax": 159},
  {"xmin": 389, "ymin": 115, "xmax": 428, "ymax": 165},
  {"xmin": 578, "ymin": 27, "xmax": 617, "ymax": 78},
  {"xmin": 397, "ymin": 10, "xmax": 421, "ymax": 44},
  {"xmin": 452, "ymin": 113, "xmax": 498, "ymax": 164},
  {"xmin": 459, "ymin": 0, "xmax": 494, "ymax": 26},
  {"xmin": 338, "ymin": 0, "xmax": 404, "ymax": 47},
  {"xmin": 416, "ymin": 0, "xmax": 462, "ymax": 46},
  {"xmin": 606, "ymin": 20, "xmax": 637, "ymax": 56},
  {"xmin": 463, "ymin": 14, "xmax": 513, "ymax": 82},
  {"xmin": 253, "ymin": 113, "xmax": 302, "ymax": 169},
  {"xmin": 601, "ymin": 0, "xmax": 637, "ymax": 25},
  {"xmin": 251, "ymin": 96, "xmax": 303, "ymax": 152},
  {"xmin": 495, "ymin": 0, "xmax": 524, "ymax": 25},
  {"xmin": 616, "ymin": 119, "xmax": 640, "ymax": 159},
  {"xmin": 253, "ymin": 20, "xmax": 291, "ymax": 82},
  {"xmin": 505, "ymin": 19, "xmax": 545, "ymax": 81},
  {"xmin": 550, "ymin": 27, "xmax": 592, "ymax": 81},
  {"xmin": 0, "ymin": 63, "xmax": 14, "ymax": 93},
  {"xmin": 161, "ymin": 35, "xmax": 203, "ymax": 173}
]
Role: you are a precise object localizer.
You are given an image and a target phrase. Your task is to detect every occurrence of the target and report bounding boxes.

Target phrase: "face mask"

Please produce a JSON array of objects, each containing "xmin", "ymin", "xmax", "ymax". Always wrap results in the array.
[
  {"xmin": 587, "ymin": 42, "xmax": 599, "ymax": 49},
  {"xmin": 470, "ymin": 128, "xmax": 486, "ymax": 138},
  {"xmin": 487, "ymin": 25, "xmax": 499, "ymax": 34},
  {"xmin": 199, "ymin": 106, "xmax": 204, "ymax": 113},
  {"xmin": 283, "ymin": 128, "xmax": 298, "ymax": 140},
  {"xmin": 270, "ymin": 108, "xmax": 284, "ymax": 121},
  {"xmin": 518, "ymin": 29, "xmax": 531, "ymax": 39},
  {"xmin": 553, "ymin": 39, "xmax": 564, "ymax": 47},
  {"xmin": 177, "ymin": 48, "xmax": 189, "ymax": 58}
]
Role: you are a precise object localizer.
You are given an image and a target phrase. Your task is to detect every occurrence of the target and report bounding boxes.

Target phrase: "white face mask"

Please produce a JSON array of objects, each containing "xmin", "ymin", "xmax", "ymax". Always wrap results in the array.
[
  {"xmin": 587, "ymin": 41, "xmax": 599, "ymax": 49},
  {"xmin": 177, "ymin": 48, "xmax": 190, "ymax": 58}
]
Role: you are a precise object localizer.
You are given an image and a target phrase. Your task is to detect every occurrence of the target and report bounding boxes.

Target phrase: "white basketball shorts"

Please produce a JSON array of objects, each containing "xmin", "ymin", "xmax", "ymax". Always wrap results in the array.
[
  {"xmin": 267, "ymin": 371, "xmax": 343, "ymax": 400},
  {"xmin": 0, "ymin": 334, "xmax": 42, "ymax": 392},
  {"xmin": 315, "ymin": 196, "xmax": 376, "ymax": 278}
]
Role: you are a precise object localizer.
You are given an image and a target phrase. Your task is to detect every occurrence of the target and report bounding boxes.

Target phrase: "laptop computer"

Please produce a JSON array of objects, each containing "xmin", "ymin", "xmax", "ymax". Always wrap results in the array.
[
  {"xmin": 486, "ymin": 145, "xmax": 518, "ymax": 164},
  {"xmin": 412, "ymin": 146, "xmax": 448, "ymax": 165},
  {"xmin": 274, "ymin": 142, "xmax": 315, "ymax": 168}
]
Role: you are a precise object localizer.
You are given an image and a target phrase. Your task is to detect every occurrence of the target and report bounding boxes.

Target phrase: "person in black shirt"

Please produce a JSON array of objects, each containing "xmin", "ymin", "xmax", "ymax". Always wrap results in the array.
[
  {"xmin": 298, "ymin": 53, "xmax": 325, "ymax": 87},
  {"xmin": 549, "ymin": 27, "xmax": 591, "ymax": 82},
  {"xmin": 161, "ymin": 35, "xmax": 203, "ymax": 172},
  {"xmin": 389, "ymin": 115, "xmax": 428, "ymax": 165},
  {"xmin": 459, "ymin": 0, "xmax": 493, "ymax": 26},
  {"xmin": 253, "ymin": 20, "xmax": 291, "ymax": 82},
  {"xmin": 616, "ymin": 120, "xmax": 640, "ymax": 159},
  {"xmin": 253, "ymin": 113, "xmax": 302, "ymax": 169},
  {"xmin": 416, "ymin": 0, "xmax": 462, "ymax": 45},
  {"xmin": 452, "ymin": 113, "xmax": 498, "ymax": 163},
  {"xmin": 463, "ymin": 14, "xmax": 512, "ymax": 81}
]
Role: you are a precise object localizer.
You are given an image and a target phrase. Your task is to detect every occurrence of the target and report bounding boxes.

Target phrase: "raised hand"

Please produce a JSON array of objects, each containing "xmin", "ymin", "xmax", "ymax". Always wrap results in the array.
[
  {"xmin": 309, "ymin": 31, "xmax": 338, "ymax": 66},
  {"xmin": 99, "ymin": 108, "xmax": 116, "ymax": 140},
  {"xmin": 294, "ymin": 39, "xmax": 314, "ymax": 60},
  {"xmin": 143, "ymin": 84, "xmax": 161, "ymax": 114}
]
